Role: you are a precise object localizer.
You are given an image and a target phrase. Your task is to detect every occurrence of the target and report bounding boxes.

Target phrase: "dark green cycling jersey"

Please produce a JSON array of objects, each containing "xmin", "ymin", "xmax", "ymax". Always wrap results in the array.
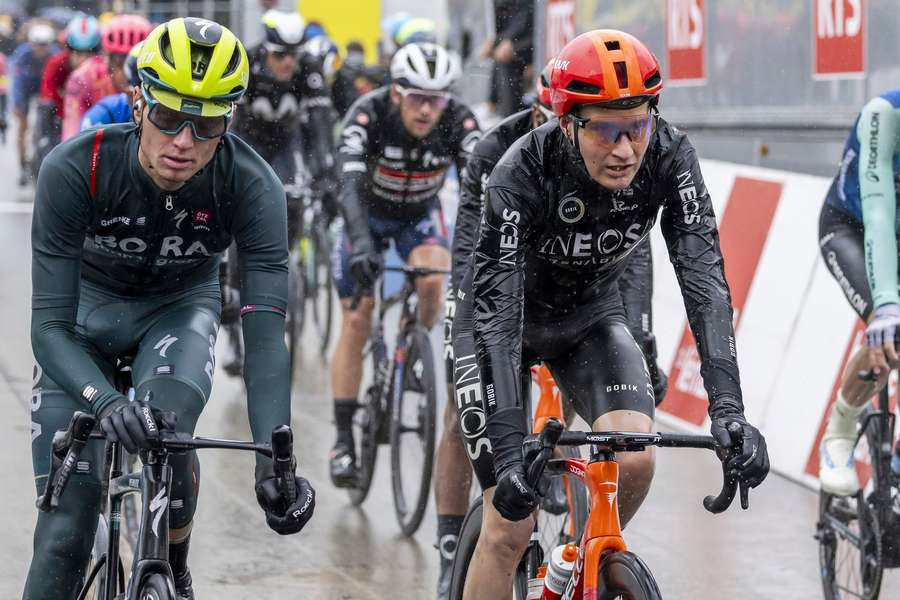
[{"xmin": 31, "ymin": 123, "xmax": 291, "ymax": 440}]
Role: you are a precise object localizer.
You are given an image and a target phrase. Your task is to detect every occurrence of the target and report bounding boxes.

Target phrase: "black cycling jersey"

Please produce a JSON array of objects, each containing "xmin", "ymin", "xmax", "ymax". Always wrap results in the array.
[
  {"xmin": 234, "ymin": 45, "xmax": 334, "ymax": 180},
  {"xmin": 336, "ymin": 86, "xmax": 481, "ymax": 249},
  {"xmin": 474, "ymin": 117, "xmax": 741, "ymax": 418}
]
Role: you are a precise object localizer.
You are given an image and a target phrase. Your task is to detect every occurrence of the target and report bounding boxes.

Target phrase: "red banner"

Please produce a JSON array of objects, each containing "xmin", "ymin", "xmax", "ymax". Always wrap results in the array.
[
  {"xmin": 544, "ymin": 0, "xmax": 576, "ymax": 64},
  {"xmin": 666, "ymin": 0, "xmax": 705, "ymax": 83},
  {"xmin": 814, "ymin": 0, "xmax": 865, "ymax": 77},
  {"xmin": 661, "ymin": 177, "xmax": 783, "ymax": 425}
]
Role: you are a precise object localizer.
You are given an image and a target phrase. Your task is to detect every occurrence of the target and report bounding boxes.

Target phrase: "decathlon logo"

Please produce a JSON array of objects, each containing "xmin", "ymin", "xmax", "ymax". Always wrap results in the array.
[{"xmin": 558, "ymin": 196, "xmax": 585, "ymax": 223}]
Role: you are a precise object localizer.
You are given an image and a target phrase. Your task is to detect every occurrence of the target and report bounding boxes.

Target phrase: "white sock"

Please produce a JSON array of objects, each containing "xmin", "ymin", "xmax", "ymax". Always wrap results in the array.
[{"xmin": 824, "ymin": 394, "xmax": 865, "ymax": 439}]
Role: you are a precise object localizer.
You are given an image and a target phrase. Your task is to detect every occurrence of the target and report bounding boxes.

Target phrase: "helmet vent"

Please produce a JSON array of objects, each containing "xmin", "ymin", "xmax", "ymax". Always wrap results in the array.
[
  {"xmin": 604, "ymin": 40, "xmax": 620, "ymax": 51},
  {"xmin": 566, "ymin": 79, "xmax": 600, "ymax": 95},
  {"xmin": 160, "ymin": 31, "xmax": 176, "ymax": 68},
  {"xmin": 224, "ymin": 46, "xmax": 241, "ymax": 77},
  {"xmin": 613, "ymin": 61, "xmax": 628, "ymax": 88},
  {"xmin": 644, "ymin": 71, "xmax": 661, "ymax": 89}
]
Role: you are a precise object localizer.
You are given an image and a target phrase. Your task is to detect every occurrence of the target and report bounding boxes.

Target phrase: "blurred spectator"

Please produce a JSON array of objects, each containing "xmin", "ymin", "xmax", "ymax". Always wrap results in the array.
[
  {"xmin": 332, "ymin": 40, "xmax": 385, "ymax": 117},
  {"xmin": 9, "ymin": 21, "xmax": 56, "ymax": 186},
  {"xmin": 482, "ymin": 0, "xmax": 534, "ymax": 117}
]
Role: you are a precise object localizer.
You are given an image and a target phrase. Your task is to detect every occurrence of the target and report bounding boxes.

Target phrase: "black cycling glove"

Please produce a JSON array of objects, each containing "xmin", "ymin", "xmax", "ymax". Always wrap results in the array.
[
  {"xmin": 709, "ymin": 395, "xmax": 769, "ymax": 488},
  {"xmin": 255, "ymin": 463, "xmax": 316, "ymax": 535},
  {"xmin": 99, "ymin": 396, "xmax": 164, "ymax": 454},
  {"xmin": 487, "ymin": 407, "xmax": 539, "ymax": 521}
]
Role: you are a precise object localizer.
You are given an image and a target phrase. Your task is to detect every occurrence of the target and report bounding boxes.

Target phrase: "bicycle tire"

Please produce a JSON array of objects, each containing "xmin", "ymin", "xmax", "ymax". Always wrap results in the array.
[
  {"xmin": 818, "ymin": 491, "xmax": 883, "ymax": 600},
  {"xmin": 287, "ymin": 253, "xmax": 306, "ymax": 380},
  {"xmin": 310, "ymin": 221, "xmax": 334, "ymax": 358},
  {"xmin": 390, "ymin": 326, "xmax": 437, "ymax": 536},
  {"xmin": 863, "ymin": 400, "xmax": 900, "ymax": 569},
  {"xmin": 597, "ymin": 551, "xmax": 662, "ymax": 600},
  {"xmin": 135, "ymin": 573, "xmax": 176, "ymax": 600},
  {"xmin": 448, "ymin": 496, "xmax": 484, "ymax": 600},
  {"xmin": 348, "ymin": 385, "xmax": 380, "ymax": 506},
  {"xmin": 81, "ymin": 515, "xmax": 110, "ymax": 600}
]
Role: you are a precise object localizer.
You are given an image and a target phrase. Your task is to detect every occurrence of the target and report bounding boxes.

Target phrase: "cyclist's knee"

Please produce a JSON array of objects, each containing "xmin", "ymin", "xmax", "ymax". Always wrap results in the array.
[
  {"xmin": 443, "ymin": 400, "xmax": 462, "ymax": 435},
  {"xmin": 618, "ymin": 448, "xmax": 656, "ymax": 491},
  {"xmin": 480, "ymin": 494, "xmax": 534, "ymax": 562},
  {"xmin": 168, "ymin": 450, "xmax": 201, "ymax": 529}
]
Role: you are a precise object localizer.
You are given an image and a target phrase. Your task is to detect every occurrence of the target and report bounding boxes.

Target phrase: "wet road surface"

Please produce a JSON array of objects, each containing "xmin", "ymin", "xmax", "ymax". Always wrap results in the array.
[{"xmin": 0, "ymin": 142, "xmax": 896, "ymax": 599}]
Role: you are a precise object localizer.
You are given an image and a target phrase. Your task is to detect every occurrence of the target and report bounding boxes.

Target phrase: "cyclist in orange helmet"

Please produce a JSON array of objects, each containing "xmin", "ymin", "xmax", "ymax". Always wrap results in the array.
[{"xmin": 460, "ymin": 30, "xmax": 769, "ymax": 598}]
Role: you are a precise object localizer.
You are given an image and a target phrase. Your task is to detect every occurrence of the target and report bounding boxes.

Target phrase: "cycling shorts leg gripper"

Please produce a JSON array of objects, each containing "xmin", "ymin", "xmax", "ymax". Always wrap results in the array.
[
  {"xmin": 546, "ymin": 319, "xmax": 655, "ymax": 424},
  {"xmin": 819, "ymin": 202, "xmax": 873, "ymax": 320},
  {"xmin": 132, "ymin": 303, "xmax": 219, "ymax": 530},
  {"xmin": 443, "ymin": 282, "xmax": 456, "ymax": 385},
  {"xmin": 450, "ymin": 278, "xmax": 496, "ymax": 490},
  {"xmin": 26, "ymin": 376, "xmax": 105, "ymax": 600}
]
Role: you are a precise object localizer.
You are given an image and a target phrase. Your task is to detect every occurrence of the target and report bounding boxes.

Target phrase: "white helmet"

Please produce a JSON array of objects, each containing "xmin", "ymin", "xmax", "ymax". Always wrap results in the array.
[
  {"xmin": 390, "ymin": 42, "xmax": 460, "ymax": 91},
  {"xmin": 262, "ymin": 9, "xmax": 305, "ymax": 49},
  {"xmin": 28, "ymin": 23, "xmax": 56, "ymax": 45}
]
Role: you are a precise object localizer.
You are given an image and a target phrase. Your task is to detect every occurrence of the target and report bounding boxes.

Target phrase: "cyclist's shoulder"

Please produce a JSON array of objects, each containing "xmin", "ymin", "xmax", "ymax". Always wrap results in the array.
[
  {"xmin": 218, "ymin": 133, "xmax": 283, "ymax": 196},
  {"xmin": 473, "ymin": 109, "xmax": 533, "ymax": 165},
  {"xmin": 486, "ymin": 122, "xmax": 558, "ymax": 197}
]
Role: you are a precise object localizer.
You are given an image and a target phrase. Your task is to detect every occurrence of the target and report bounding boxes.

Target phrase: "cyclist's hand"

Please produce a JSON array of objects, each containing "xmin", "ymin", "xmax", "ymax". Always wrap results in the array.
[
  {"xmin": 255, "ymin": 473, "xmax": 316, "ymax": 535},
  {"xmin": 865, "ymin": 303, "xmax": 900, "ymax": 375},
  {"xmin": 349, "ymin": 247, "xmax": 382, "ymax": 289},
  {"xmin": 492, "ymin": 463, "xmax": 539, "ymax": 522},
  {"xmin": 709, "ymin": 398, "xmax": 769, "ymax": 488},
  {"xmin": 98, "ymin": 398, "xmax": 163, "ymax": 454}
]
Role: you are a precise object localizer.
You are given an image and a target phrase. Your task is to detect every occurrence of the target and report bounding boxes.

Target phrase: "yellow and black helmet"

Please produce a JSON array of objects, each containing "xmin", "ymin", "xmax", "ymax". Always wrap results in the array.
[{"xmin": 137, "ymin": 17, "xmax": 249, "ymax": 117}]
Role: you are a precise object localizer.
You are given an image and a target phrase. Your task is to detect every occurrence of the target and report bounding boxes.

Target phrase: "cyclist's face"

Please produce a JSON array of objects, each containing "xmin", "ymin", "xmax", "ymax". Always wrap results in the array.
[
  {"xmin": 391, "ymin": 85, "xmax": 447, "ymax": 139},
  {"xmin": 561, "ymin": 104, "xmax": 653, "ymax": 190},
  {"xmin": 134, "ymin": 89, "xmax": 220, "ymax": 191},
  {"xmin": 265, "ymin": 49, "xmax": 298, "ymax": 82}
]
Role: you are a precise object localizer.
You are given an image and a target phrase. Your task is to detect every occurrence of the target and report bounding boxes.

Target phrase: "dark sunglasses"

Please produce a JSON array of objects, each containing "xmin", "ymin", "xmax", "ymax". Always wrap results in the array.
[{"xmin": 146, "ymin": 99, "xmax": 228, "ymax": 141}]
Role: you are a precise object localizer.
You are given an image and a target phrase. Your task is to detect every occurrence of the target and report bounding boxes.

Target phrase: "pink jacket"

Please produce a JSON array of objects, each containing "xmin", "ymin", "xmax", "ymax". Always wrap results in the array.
[{"xmin": 62, "ymin": 56, "xmax": 115, "ymax": 141}]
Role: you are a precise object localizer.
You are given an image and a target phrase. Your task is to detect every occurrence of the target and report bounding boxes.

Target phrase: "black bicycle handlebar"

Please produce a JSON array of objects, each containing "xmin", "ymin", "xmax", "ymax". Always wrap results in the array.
[
  {"xmin": 523, "ymin": 418, "xmax": 746, "ymax": 515},
  {"xmin": 37, "ymin": 412, "xmax": 296, "ymax": 513},
  {"xmin": 348, "ymin": 265, "xmax": 451, "ymax": 311}
]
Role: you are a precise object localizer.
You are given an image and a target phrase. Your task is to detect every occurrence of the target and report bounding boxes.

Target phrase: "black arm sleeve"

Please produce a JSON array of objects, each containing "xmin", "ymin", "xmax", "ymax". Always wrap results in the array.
[
  {"xmin": 618, "ymin": 237, "xmax": 653, "ymax": 342},
  {"xmin": 473, "ymin": 177, "xmax": 541, "ymax": 418},
  {"xmin": 660, "ymin": 137, "xmax": 742, "ymax": 406},
  {"xmin": 335, "ymin": 100, "xmax": 376, "ymax": 251},
  {"xmin": 452, "ymin": 154, "xmax": 489, "ymax": 291},
  {"xmin": 30, "ymin": 146, "xmax": 124, "ymax": 415},
  {"xmin": 299, "ymin": 58, "xmax": 336, "ymax": 180},
  {"xmin": 233, "ymin": 171, "xmax": 291, "ymax": 452}
]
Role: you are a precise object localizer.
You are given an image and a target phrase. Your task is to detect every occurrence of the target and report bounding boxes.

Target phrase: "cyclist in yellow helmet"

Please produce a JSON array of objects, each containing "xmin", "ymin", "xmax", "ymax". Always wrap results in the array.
[{"xmin": 24, "ymin": 18, "xmax": 315, "ymax": 599}]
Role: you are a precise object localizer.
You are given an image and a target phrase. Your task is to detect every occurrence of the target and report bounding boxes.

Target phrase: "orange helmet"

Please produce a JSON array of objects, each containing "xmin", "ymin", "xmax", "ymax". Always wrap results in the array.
[
  {"xmin": 535, "ymin": 59, "xmax": 553, "ymax": 109},
  {"xmin": 550, "ymin": 29, "xmax": 662, "ymax": 117}
]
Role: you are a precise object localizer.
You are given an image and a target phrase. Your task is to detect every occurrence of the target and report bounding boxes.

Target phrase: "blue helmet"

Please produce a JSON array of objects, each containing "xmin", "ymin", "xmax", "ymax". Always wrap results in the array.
[{"xmin": 66, "ymin": 13, "xmax": 101, "ymax": 52}]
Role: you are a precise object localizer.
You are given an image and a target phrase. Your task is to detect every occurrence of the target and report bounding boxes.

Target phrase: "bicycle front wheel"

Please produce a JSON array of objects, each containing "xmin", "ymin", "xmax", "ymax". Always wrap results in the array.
[
  {"xmin": 597, "ymin": 551, "xmax": 662, "ymax": 600},
  {"xmin": 818, "ymin": 491, "xmax": 883, "ymax": 600},
  {"xmin": 135, "ymin": 573, "xmax": 176, "ymax": 600},
  {"xmin": 390, "ymin": 325, "xmax": 437, "ymax": 536}
]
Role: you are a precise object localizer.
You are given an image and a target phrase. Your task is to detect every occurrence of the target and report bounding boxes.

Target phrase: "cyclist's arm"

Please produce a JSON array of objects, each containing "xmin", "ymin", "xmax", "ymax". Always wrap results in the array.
[
  {"xmin": 660, "ymin": 136, "xmax": 742, "ymax": 403},
  {"xmin": 618, "ymin": 236, "xmax": 653, "ymax": 341},
  {"xmin": 452, "ymin": 153, "xmax": 489, "ymax": 291},
  {"xmin": 232, "ymin": 169, "xmax": 291, "ymax": 450},
  {"xmin": 335, "ymin": 101, "xmax": 375, "ymax": 248},
  {"xmin": 299, "ymin": 56, "xmax": 336, "ymax": 181},
  {"xmin": 31, "ymin": 144, "xmax": 125, "ymax": 415},
  {"xmin": 858, "ymin": 97, "xmax": 900, "ymax": 308},
  {"xmin": 472, "ymin": 180, "xmax": 540, "ymax": 416}
]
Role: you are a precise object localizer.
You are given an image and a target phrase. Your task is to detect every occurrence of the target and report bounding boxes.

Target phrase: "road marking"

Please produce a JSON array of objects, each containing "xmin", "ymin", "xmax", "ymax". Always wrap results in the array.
[{"xmin": 0, "ymin": 203, "xmax": 33, "ymax": 214}]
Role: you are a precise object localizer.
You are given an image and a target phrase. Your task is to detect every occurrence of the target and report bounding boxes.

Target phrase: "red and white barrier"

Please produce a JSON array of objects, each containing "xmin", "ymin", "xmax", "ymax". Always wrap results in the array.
[{"xmin": 652, "ymin": 158, "xmax": 897, "ymax": 487}]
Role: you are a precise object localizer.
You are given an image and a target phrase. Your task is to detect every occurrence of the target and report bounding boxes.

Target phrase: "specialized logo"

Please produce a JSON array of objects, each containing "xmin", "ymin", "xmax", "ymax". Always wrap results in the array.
[
  {"xmin": 149, "ymin": 487, "xmax": 168, "ymax": 537},
  {"xmin": 154, "ymin": 334, "xmax": 179, "ymax": 359},
  {"xmin": 558, "ymin": 196, "xmax": 585, "ymax": 223},
  {"xmin": 173, "ymin": 209, "xmax": 189, "ymax": 229}
]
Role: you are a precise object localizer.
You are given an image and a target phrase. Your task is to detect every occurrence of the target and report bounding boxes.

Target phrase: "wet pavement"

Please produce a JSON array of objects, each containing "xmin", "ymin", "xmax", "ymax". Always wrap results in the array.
[{"xmin": 0, "ymin": 140, "xmax": 897, "ymax": 599}]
